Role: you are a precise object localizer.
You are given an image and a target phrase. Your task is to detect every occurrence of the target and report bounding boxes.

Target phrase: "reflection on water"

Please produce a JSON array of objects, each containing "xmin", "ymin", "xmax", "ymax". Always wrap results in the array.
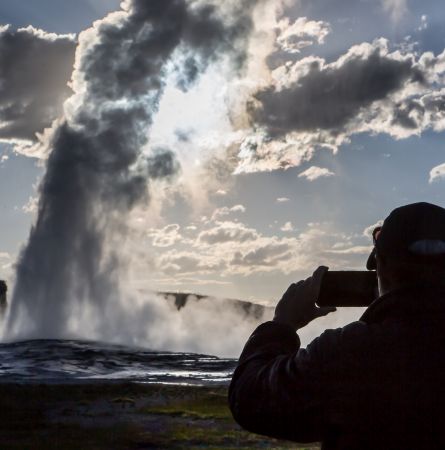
[{"xmin": 0, "ymin": 340, "xmax": 237, "ymax": 385}]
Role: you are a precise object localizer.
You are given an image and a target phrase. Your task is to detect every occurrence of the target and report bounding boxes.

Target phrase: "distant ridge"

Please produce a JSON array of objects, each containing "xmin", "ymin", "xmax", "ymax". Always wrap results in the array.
[{"xmin": 158, "ymin": 292, "xmax": 272, "ymax": 321}]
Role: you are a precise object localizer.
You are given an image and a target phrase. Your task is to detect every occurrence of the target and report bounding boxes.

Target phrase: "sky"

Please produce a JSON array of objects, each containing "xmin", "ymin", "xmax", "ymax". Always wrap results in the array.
[{"xmin": 1, "ymin": 0, "xmax": 445, "ymax": 308}]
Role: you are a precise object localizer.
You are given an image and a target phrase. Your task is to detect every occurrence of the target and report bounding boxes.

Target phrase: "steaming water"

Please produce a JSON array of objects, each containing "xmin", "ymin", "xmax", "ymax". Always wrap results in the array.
[{"xmin": 0, "ymin": 340, "xmax": 237, "ymax": 385}]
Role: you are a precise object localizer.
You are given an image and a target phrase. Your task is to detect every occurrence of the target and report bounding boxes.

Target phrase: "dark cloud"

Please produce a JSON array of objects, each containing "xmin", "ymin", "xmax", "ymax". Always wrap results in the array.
[
  {"xmin": 250, "ymin": 43, "xmax": 423, "ymax": 136},
  {"xmin": 146, "ymin": 148, "xmax": 181, "ymax": 180},
  {"xmin": 7, "ymin": 0, "xmax": 262, "ymax": 339},
  {"xmin": 0, "ymin": 26, "xmax": 76, "ymax": 143}
]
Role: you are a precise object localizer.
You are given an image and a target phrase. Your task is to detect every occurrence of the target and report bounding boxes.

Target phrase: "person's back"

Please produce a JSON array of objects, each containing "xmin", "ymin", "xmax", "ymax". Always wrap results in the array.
[
  {"xmin": 317, "ymin": 287, "xmax": 445, "ymax": 448},
  {"xmin": 229, "ymin": 203, "xmax": 445, "ymax": 449}
]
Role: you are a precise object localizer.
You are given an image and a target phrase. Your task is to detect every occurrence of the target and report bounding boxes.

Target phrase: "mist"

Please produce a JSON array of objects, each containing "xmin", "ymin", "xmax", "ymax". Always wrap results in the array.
[
  {"xmin": 1, "ymin": 0, "xmax": 386, "ymax": 359},
  {"xmin": 4, "ymin": 0, "xmax": 266, "ymax": 356}
]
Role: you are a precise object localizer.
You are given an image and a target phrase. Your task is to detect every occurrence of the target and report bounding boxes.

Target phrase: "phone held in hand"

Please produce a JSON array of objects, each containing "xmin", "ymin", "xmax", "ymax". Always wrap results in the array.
[{"xmin": 317, "ymin": 271, "xmax": 378, "ymax": 307}]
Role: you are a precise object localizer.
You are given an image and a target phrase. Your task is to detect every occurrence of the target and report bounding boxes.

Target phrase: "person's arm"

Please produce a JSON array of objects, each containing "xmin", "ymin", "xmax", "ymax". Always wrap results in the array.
[{"xmin": 229, "ymin": 267, "xmax": 337, "ymax": 443}]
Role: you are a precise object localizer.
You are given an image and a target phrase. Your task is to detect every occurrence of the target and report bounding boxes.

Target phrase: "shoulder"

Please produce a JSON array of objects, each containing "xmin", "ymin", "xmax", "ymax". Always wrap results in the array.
[
  {"xmin": 304, "ymin": 320, "xmax": 373, "ymax": 362},
  {"xmin": 311, "ymin": 320, "xmax": 368, "ymax": 346}
]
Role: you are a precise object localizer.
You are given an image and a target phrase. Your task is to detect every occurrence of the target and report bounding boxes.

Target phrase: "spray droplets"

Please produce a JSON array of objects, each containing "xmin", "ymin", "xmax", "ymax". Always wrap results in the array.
[{"xmin": 6, "ymin": 0, "xmax": 261, "ymax": 341}]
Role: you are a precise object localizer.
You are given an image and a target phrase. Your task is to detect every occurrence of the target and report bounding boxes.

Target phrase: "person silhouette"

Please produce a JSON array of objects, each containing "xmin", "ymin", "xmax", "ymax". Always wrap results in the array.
[{"xmin": 229, "ymin": 202, "xmax": 445, "ymax": 450}]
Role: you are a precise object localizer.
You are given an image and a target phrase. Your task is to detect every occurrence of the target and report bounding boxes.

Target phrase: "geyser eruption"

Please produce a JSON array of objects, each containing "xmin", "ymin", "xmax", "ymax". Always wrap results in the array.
[{"xmin": 6, "ymin": 0, "xmax": 260, "ymax": 342}]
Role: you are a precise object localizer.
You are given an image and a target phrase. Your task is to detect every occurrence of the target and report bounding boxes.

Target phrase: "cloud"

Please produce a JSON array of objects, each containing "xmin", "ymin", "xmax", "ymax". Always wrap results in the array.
[
  {"xmin": 299, "ymin": 166, "xmax": 335, "ymax": 181},
  {"xmin": 22, "ymin": 196, "xmax": 38, "ymax": 214},
  {"xmin": 250, "ymin": 39, "xmax": 421, "ymax": 136},
  {"xmin": 210, "ymin": 204, "xmax": 246, "ymax": 221},
  {"xmin": 159, "ymin": 251, "xmax": 226, "ymax": 275},
  {"xmin": 276, "ymin": 197, "xmax": 290, "ymax": 203},
  {"xmin": 145, "ymin": 148, "xmax": 181, "ymax": 180},
  {"xmin": 143, "ymin": 217, "xmax": 373, "ymax": 282},
  {"xmin": 326, "ymin": 245, "xmax": 372, "ymax": 255},
  {"xmin": 280, "ymin": 221, "xmax": 294, "ymax": 232},
  {"xmin": 363, "ymin": 220, "xmax": 384, "ymax": 237},
  {"xmin": 429, "ymin": 163, "xmax": 445, "ymax": 183},
  {"xmin": 237, "ymin": 38, "xmax": 445, "ymax": 173},
  {"xmin": 0, "ymin": 25, "xmax": 76, "ymax": 155},
  {"xmin": 276, "ymin": 17, "xmax": 331, "ymax": 54},
  {"xmin": 148, "ymin": 224, "xmax": 183, "ymax": 248},
  {"xmin": 231, "ymin": 241, "xmax": 293, "ymax": 267},
  {"xmin": 198, "ymin": 221, "xmax": 258, "ymax": 245}
]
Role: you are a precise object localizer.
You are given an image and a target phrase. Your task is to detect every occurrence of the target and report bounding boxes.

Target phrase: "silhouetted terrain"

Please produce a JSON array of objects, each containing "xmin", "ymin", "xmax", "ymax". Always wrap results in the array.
[{"xmin": 159, "ymin": 292, "xmax": 272, "ymax": 320}]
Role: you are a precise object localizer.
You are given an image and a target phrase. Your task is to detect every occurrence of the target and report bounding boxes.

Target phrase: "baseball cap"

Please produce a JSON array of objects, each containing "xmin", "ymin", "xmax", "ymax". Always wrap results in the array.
[{"xmin": 366, "ymin": 202, "xmax": 445, "ymax": 270}]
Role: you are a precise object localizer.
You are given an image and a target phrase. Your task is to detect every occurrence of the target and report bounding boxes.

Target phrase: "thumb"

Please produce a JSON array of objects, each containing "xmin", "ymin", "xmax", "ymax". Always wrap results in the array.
[
  {"xmin": 314, "ymin": 306, "xmax": 337, "ymax": 319},
  {"xmin": 310, "ymin": 265, "xmax": 329, "ymax": 297}
]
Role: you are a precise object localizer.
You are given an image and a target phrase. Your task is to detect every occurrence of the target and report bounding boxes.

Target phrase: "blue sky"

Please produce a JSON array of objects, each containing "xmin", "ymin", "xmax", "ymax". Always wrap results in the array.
[
  {"xmin": 0, "ymin": 0, "xmax": 121, "ymax": 32},
  {"xmin": 1, "ymin": 0, "xmax": 445, "ymax": 305}
]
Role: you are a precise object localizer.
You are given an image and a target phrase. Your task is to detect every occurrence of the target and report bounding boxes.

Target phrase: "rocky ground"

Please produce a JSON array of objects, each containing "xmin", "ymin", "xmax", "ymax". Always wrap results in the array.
[{"xmin": 0, "ymin": 383, "xmax": 320, "ymax": 449}]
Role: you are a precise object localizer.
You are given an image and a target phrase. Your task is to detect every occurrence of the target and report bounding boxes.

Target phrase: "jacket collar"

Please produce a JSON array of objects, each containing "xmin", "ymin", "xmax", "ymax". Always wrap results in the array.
[{"xmin": 360, "ymin": 284, "xmax": 445, "ymax": 324}]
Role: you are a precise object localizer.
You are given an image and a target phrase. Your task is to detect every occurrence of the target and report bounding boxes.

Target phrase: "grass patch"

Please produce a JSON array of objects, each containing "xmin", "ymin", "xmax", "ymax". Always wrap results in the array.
[
  {"xmin": 0, "ymin": 383, "xmax": 321, "ymax": 449},
  {"xmin": 142, "ymin": 388, "xmax": 231, "ymax": 420},
  {"xmin": 142, "ymin": 422, "xmax": 314, "ymax": 449}
]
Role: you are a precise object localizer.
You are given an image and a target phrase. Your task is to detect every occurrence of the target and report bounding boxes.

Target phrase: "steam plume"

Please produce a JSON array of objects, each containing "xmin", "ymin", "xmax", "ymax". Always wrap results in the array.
[{"xmin": 6, "ymin": 0, "xmax": 259, "ymax": 340}]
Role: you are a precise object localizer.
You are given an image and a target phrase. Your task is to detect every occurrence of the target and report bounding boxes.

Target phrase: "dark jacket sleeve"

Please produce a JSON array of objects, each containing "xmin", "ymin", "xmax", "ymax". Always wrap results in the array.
[{"xmin": 229, "ymin": 320, "xmax": 343, "ymax": 443}]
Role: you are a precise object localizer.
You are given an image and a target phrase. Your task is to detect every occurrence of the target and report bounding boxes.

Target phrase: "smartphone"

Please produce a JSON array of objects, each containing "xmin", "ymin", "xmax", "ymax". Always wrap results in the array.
[{"xmin": 317, "ymin": 271, "xmax": 378, "ymax": 307}]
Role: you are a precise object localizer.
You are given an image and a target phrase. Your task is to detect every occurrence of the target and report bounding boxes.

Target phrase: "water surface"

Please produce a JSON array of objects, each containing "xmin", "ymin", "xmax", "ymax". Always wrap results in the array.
[{"xmin": 0, "ymin": 340, "xmax": 237, "ymax": 385}]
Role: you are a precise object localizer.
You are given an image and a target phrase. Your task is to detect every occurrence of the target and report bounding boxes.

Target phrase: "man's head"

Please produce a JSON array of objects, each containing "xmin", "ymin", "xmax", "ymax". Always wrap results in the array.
[{"xmin": 367, "ymin": 202, "xmax": 445, "ymax": 295}]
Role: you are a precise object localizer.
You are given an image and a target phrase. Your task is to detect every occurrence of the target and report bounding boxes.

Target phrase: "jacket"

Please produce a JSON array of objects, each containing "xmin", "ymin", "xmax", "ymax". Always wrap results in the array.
[{"xmin": 229, "ymin": 286, "xmax": 445, "ymax": 450}]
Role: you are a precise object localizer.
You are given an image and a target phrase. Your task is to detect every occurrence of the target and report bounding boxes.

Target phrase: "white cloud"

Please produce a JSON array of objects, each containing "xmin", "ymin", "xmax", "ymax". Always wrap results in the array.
[
  {"xmin": 326, "ymin": 245, "xmax": 372, "ymax": 255},
  {"xmin": 198, "ymin": 221, "xmax": 258, "ymax": 245},
  {"xmin": 276, "ymin": 17, "xmax": 331, "ymax": 54},
  {"xmin": 22, "ymin": 196, "xmax": 38, "ymax": 214},
  {"xmin": 231, "ymin": 205, "xmax": 246, "ymax": 213},
  {"xmin": 276, "ymin": 197, "xmax": 290, "ymax": 203},
  {"xmin": 148, "ymin": 224, "xmax": 183, "ymax": 248},
  {"xmin": 363, "ymin": 220, "xmax": 384, "ymax": 237},
  {"xmin": 281, "ymin": 221, "xmax": 294, "ymax": 232},
  {"xmin": 429, "ymin": 163, "xmax": 445, "ymax": 183},
  {"xmin": 236, "ymin": 129, "xmax": 316, "ymax": 174},
  {"xmin": 143, "ymin": 217, "xmax": 372, "ymax": 282},
  {"xmin": 159, "ymin": 251, "xmax": 226, "ymax": 275},
  {"xmin": 210, "ymin": 204, "xmax": 246, "ymax": 221},
  {"xmin": 299, "ymin": 166, "xmax": 335, "ymax": 181}
]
